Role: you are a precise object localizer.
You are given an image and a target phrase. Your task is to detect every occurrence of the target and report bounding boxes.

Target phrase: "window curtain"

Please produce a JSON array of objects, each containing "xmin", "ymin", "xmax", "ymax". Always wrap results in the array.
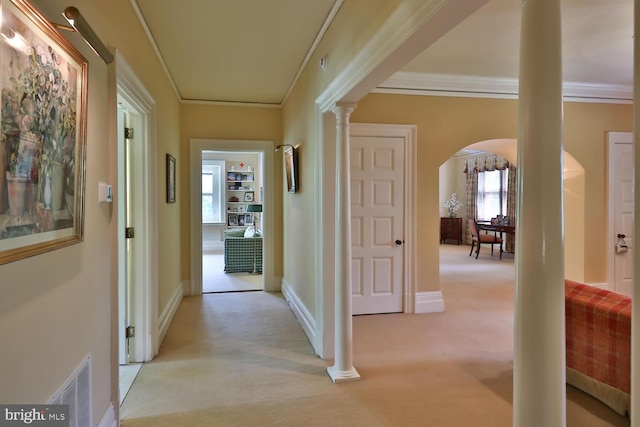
[
  {"xmin": 464, "ymin": 169, "xmax": 478, "ymax": 244},
  {"xmin": 463, "ymin": 153, "xmax": 516, "ymax": 246},
  {"xmin": 505, "ymin": 166, "xmax": 517, "ymax": 252}
]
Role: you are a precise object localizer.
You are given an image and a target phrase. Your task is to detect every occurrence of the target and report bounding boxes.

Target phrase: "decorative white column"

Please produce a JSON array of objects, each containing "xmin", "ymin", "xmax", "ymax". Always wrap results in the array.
[
  {"xmin": 327, "ymin": 102, "xmax": 361, "ymax": 383},
  {"xmin": 631, "ymin": 0, "xmax": 640, "ymax": 424},
  {"xmin": 514, "ymin": 0, "xmax": 565, "ymax": 426}
]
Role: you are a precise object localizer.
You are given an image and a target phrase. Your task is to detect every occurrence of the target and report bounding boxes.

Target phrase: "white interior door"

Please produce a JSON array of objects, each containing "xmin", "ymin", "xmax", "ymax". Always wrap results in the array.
[
  {"xmin": 609, "ymin": 133, "xmax": 633, "ymax": 296},
  {"xmin": 351, "ymin": 136, "xmax": 404, "ymax": 315},
  {"xmin": 116, "ymin": 53, "xmax": 157, "ymax": 363},
  {"xmin": 118, "ymin": 105, "xmax": 137, "ymax": 363},
  {"xmin": 117, "ymin": 105, "xmax": 128, "ymax": 365}
]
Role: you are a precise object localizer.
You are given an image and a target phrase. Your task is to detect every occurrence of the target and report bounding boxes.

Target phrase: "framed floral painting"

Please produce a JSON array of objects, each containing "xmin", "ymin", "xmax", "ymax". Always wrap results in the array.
[{"xmin": 0, "ymin": 0, "xmax": 88, "ymax": 265}]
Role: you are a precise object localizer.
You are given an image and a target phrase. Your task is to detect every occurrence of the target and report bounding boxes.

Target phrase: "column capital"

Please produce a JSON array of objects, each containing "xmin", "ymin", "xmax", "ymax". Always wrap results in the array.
[{"xmin": 332, "ymin": 102, "xmax": 357, "ymax": 123}]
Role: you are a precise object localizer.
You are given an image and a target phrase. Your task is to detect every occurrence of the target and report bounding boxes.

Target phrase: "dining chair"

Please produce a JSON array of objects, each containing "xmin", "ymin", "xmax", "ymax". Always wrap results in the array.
[{"xmin": 467, "ymin": 218, "xmax": 503, "ymax": 260}]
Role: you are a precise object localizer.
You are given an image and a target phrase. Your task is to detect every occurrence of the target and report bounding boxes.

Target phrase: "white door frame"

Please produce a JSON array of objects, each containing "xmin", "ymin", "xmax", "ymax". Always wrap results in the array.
[
  {"xmin": 607, "ymin": 131, "xmax": 633, "ymax": 290},
  {"xmin": 189, "ymin": 139, "xmax": 276, "ymax": 295},
  {"xmin": 350, "ymin": 123, "xmax": 417, "ymax": 313},
  {"xmin": 350, "ymin": 132, "xmax": 406, "ymax": 314},
  {"xmin": 115, "ymin": 51, "xmax": 158, "ymax": 361}
]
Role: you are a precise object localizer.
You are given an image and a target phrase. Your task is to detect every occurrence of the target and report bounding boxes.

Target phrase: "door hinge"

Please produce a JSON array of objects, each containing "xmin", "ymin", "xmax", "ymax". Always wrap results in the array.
[
  {"xmin": 126, "ymin": 326, "xmax": 135, "ymax": 339},
  {"xmin": 126, "ymin": 227, "xmax": 135, "ymax": 239},
  {"xmin": 124, "ymin": 127, "xmax": 134, "ymax": 139}
]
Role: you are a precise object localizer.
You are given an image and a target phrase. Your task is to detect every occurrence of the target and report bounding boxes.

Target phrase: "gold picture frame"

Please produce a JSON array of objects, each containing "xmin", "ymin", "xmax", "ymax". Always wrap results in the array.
[{"xmin": 0, "ymin": 0, "xmax": 88, "ymax": 265}]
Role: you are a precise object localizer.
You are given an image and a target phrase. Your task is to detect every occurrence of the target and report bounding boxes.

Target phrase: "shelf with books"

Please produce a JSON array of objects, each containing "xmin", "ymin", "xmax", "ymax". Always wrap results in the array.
[{"xmin": 226, "ymin": 169, "xmax": 256, "ymax": 228}]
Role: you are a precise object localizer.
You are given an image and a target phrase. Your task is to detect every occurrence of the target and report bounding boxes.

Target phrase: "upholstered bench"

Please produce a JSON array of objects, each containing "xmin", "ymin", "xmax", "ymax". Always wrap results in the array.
[{"xmin": 565, "ymin": 279, "xmax": 631, "ymax": 416}]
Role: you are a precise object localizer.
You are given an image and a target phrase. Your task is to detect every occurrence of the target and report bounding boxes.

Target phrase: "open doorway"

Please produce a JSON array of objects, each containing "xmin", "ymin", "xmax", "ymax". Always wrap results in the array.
[
  {"xmin": 438, "ymin": 139, "xmax": 586, "ymax": 282},
  {"xmin": 201, "ymin": 151, "xmax": 264, "ymax": 293},
  {"xmin": 189, "ymin": 138, "xmax": 276, "ymax": 296},
  {"xmin": 115, "ymin": 51, "xmax": 158, "ymax": 406}
]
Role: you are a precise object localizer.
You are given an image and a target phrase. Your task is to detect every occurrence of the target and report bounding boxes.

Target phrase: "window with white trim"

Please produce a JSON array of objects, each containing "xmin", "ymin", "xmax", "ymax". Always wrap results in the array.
[
  {"xmin": 202, "ymin": 161, "xmax": 224, "ymax": 223},
  {"xmin": 476, "ymin": 169, "xmax": 508, "ymax": 221}
]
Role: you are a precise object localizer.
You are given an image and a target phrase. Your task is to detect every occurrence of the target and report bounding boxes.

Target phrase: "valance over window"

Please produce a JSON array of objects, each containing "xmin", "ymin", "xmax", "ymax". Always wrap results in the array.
[{"xmin": 463, "ymin": 153, "xmax": 512, "ymax": 174}]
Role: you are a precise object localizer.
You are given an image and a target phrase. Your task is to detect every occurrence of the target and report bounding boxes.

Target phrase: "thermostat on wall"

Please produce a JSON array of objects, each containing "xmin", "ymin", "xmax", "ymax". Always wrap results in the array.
[{"xmin": 99, "ymin": 182, "xmax": 113, "ymax": 203}]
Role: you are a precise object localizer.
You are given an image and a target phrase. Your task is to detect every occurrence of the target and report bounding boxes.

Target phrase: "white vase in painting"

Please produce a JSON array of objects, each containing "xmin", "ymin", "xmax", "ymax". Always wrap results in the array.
[{"xmin": 43, "ymin": 174, "xmax": 52, "ymax": 209}]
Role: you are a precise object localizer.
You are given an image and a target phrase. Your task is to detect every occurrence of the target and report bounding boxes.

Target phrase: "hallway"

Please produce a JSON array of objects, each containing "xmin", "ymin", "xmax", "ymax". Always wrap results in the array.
[{"xmin": 120, "ymin": 245, "xmax": 628, "ymax": 426}]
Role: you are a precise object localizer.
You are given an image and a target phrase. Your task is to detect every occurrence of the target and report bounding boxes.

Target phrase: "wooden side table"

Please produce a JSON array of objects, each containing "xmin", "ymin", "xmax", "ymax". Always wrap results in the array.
[{"xmin": 440, "ymin": 217, "xmax": 462, "ymax": 245}]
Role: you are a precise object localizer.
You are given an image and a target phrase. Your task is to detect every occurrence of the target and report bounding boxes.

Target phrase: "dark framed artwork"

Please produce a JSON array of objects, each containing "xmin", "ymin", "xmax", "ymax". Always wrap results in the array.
[
  {"xmin": 166, "ymin": 153, "xmax": 176, "ymax": 203},
  {"xmin": 284, "ymin": 145, "xmax": 297, "ymax": 193},
  {"xmin": 0, "ymin": 0, "xmax": 88, "ymax": 265}
]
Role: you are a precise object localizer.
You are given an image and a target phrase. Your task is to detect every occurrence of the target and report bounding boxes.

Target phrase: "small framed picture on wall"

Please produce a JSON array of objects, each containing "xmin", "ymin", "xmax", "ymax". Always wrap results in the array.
[{"xmin": 166, "ymin": 154, "xmax": 176, "ymax": 203}]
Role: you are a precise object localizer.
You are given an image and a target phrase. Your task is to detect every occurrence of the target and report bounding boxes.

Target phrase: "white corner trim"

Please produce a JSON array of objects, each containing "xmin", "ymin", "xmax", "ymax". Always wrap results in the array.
[
  {"xmin": 281, "ymin": 279, "xmax": 320, "ymax": 352},
  {"xmin": 586, "ymin": 282, "xmax": 611, "ymax": 290},
  {"xmin": 182, "ymin": 280, "xmax": 192, "ymax": 295},
  {"xmin": 97, "ymin": 402, "xmax": 117, "ymax": 427},
  {"xmin": 374, "ymin": 71, "xmax": 633, "ymax": 104},
  {"xmin": 158, "ymin": 283, "xmax": 184, "ymax": 346},
  {"xmin": 415, "ymin": 291, "xmax": 445, "ymax": 314}
]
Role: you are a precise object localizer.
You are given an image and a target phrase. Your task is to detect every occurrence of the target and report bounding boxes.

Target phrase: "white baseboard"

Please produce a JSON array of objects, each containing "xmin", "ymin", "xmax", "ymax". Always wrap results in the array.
[
  {"xmin": 281, "ymin": 279, "xmax": 320, "ymax": 353},
  {"xmin": 97, "ymin": 402, "xmax": 117, "ymax": 427},
  {"xmin": 415, "ymin": 291, "xmax": 445, "ymax": 314},
  {"xmin": 159, "ymin": 283, "xmax": 184, "ymax": 344}
]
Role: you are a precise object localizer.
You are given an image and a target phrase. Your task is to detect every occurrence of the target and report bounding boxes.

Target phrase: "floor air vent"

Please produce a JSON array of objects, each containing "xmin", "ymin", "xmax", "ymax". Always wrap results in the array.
[{"xmin": 48, "ymin": 355, "xmax": 92, "ymax": 427}]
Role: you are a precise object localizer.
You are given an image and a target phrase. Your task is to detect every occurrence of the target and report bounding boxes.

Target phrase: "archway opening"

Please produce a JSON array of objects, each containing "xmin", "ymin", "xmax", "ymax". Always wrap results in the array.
[{"xmin": 439, "ymin": 138, "xmax": 586, "ymax": 282}]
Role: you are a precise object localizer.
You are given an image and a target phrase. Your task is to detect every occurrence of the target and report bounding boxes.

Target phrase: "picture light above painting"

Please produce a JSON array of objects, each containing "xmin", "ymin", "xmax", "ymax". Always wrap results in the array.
[
  {"xmin": 276, "ymin": 144, "xmax": 298, "ymax": 194},
  {"xmin": 0, "ymin": 0, "xmax": 89, "ymax": 264}
]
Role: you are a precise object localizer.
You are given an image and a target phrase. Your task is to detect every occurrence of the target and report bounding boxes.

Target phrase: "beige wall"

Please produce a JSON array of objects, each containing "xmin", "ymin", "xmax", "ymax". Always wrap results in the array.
[
  {"xmin": 438, "ymin": 157, "xmax": 460, "ymax": 219},
  {"xmin": 180, "ymin": 104, "xmax": 283, "ymax": 280},
  {"xmin": 0, "ymin": 0, "xmax": 181, "ymax": 422},
  {"xmin": 351, "ymin": 93, "xmax": 632, "ymax": 289},
  {"xmin": 278, "ymin": 0, "xmax": 410, "ymax": 328},
  {"xmin": 563, "ymin": 102, "xmax": 632, "ymax": 280}
]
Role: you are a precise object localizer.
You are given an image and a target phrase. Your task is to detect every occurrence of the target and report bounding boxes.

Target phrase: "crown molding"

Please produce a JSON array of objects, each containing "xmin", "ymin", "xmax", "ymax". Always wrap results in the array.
[
  {"xmin": 180, "ymin": 99, "xmax": 281, "ymax": 109},
  {"xmin": 373, "ymin": 71, "xmax": 633, "ymax": 104},
  {"xmin": 130, "ymin": 0, "xmax": 182, "ymax": 102}
]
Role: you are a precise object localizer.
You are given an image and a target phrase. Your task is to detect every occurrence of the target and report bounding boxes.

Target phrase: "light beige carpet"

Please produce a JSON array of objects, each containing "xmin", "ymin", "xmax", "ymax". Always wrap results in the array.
[
  {"xmin": 202, "ymin": 252, "xmax": 262, "ymax": 293},
  {"xmin": 121, "ymin": 244, "xmax": 629, "ymax": 426}
]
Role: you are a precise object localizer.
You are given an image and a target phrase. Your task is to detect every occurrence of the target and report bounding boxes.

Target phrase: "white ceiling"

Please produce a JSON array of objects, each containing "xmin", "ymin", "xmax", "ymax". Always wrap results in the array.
[{"xmin": 132, "ymin": 0, "xmax": 634, "ymax": 106}]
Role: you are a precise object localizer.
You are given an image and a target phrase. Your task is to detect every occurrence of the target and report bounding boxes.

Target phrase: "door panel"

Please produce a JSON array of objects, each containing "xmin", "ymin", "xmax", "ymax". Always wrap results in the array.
[
  {"xmin": 613, "ymin": 141, "xmax": 632, "ymax": 296},
  {"xmin": 351, "ymin": 136, "xmax": 404, "ymax": 314}
]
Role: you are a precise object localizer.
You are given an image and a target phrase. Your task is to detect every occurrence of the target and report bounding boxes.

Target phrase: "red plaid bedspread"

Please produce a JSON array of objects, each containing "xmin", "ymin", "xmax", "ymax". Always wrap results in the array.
[{"xmin": 565, "ymin": 280, "xmax": 631, "ymax": 393}]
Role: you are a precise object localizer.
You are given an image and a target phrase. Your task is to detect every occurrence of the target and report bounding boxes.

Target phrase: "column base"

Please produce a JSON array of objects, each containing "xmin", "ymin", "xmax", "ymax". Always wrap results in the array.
[{"xmin": 327, "ymin": 365, "xmax": 361, "ymax": 383}]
